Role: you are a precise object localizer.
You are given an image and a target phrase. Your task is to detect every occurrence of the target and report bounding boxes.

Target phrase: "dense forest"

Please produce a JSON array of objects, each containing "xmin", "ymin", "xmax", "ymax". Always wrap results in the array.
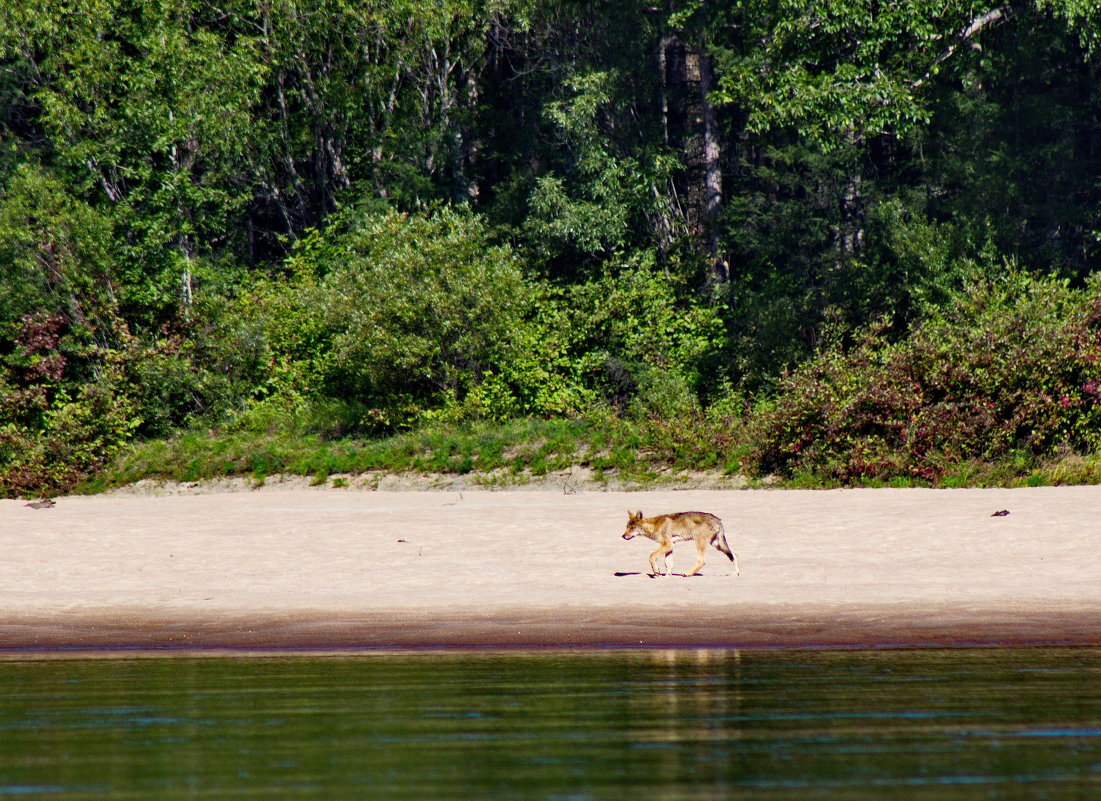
[{"xmin": 3, "ymin": 0, "xmax": 1101, "ymax": 495}]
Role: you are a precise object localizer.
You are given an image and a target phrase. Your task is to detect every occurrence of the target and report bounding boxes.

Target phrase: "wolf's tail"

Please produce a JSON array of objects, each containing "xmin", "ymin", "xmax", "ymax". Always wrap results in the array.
[
  {"xmin": 713, "ymin": 525, "xmax": 734, "ymax": 561},
  {"xmin": 713, "ymin": 525, "xmax": 740, "ymax": 575}
]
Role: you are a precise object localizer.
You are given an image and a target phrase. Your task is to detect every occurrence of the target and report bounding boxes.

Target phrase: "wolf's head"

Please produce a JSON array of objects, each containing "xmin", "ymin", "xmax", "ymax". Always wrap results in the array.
[{"xmin": 622, "ymin": 510, "xmax": 644, "ymax": 540}]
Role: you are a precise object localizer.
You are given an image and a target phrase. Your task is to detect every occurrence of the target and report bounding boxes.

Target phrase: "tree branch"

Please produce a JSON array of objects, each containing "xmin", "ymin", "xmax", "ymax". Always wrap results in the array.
[{"xmin": 912, "ymin": 4, "xmax": 1017, "ymax": 89}]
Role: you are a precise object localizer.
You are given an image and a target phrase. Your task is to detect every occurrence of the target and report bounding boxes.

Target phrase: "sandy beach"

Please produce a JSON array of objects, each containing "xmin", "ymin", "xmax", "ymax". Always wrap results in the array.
[{"xmin": 1, "ymin": 482, "xmax": 1098, "ymax": 651}]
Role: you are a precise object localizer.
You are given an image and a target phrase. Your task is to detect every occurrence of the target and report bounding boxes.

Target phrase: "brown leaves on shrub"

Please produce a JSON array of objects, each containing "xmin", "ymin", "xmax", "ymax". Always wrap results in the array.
[
  {"xmin": 746, "ymin": 274, "xmax": 1101, "ymax": 483},
  {"xmin": 0, "ymin": 312, "xmax": 139, "ymax": 497}
]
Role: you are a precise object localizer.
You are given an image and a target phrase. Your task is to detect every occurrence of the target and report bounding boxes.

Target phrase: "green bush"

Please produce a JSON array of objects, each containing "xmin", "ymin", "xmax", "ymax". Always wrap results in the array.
[
  {"xmin": 235, "ymin": 206, "xmax": 549, "ymax": 432},
  {"xmin": 535, "ymin": 252, "xmax": 725, "ymax": 414},
  {"xmin": 235, "ymin": 207, "xmax": 725, "ymax": 433}
]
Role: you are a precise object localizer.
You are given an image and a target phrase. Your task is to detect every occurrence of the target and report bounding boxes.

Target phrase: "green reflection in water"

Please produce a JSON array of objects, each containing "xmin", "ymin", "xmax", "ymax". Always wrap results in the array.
[{"xmin": 0, "ymin": 647, "xmax": 1099, "ymax": 800}]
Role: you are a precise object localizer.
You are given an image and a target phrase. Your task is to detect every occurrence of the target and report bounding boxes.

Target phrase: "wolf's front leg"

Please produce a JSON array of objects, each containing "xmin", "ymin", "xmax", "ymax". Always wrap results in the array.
[{"xmin": 649, "ymin": 543, "xmax": 673, "ymax": 576}]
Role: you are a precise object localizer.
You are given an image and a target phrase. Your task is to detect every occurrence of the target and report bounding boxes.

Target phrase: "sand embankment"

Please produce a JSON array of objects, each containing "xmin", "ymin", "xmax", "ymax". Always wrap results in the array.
[{"xmin": 1, "ymin": 483, "xmax": 1098, "ymax": 651}]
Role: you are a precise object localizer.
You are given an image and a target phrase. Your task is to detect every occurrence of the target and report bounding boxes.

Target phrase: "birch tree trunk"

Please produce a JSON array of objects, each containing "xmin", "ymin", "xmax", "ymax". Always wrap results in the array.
[{"xmin": 698, "ymin": 40, "xmax": 726, "ymax": 286}]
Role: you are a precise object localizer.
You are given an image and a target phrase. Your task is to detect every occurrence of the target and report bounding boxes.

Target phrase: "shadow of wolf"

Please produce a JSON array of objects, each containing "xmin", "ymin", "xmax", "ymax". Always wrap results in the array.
[{"xmin": 621, "ymin": 510, "xmax": 740, "ymax": 577}]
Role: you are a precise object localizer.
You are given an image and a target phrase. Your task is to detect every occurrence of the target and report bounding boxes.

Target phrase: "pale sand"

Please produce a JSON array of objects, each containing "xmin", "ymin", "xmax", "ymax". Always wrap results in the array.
[{"xmin": 1, "ymin": 484, "xmax": 1098, "ymax": 651}]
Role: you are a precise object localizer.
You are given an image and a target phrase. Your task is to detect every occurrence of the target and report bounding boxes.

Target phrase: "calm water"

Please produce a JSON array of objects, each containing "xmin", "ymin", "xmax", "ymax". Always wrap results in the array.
[{"xmin": 1, "ymin": 647, "xmax": 1099, "ymax": 800}]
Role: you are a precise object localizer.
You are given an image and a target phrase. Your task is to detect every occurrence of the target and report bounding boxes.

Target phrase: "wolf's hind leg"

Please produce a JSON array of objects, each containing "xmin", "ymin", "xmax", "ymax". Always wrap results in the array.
[{"xmin": 686, "ymin": 541, "xmax": 707, "ymax": 576}]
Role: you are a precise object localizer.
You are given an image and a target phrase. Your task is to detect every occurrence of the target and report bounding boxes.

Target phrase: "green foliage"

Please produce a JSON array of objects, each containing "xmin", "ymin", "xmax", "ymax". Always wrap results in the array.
[
  {"xmin": 0, "ymin": 159, "xmax": 265, "ymax": 494},
  {"xmin": 0, "ymin": 313, "xmax": 139, "ymax": 496},
  {"xmin": 524, "ymin": 70, "xmax": 681, "ymax": 267},
  {"xmin": 5, "ymin": 0, "xmax": 1101, "ymax": 495},
  {"xmin": 326, "ymin": 207, "xmax": 529, "ymax": 412},
  {"xmin": 711, "ymin": 1, "xmax": 945, "ymax": 145},
  {"xmin": 748, "ymin": 272, "xmax": 1101, "ymax": 483},
  {"xmin": 0, "ymin": 301, "xmax": 263, "ymax": 495},
  {"xmin": 12, "ymin": 0, "xmax": 266, "ymax": 321},
  {"xmin": 237, "ymin": 206, "xmax": 544, "ymax": 431},
  {"xmin": 236, "ymin": 209, "xmax": 723, "ymax": 434},
  {"xmin": 0, "ymin": 164, "xmax": 118, "ymax": 332},
  {"xmin": 716, "ymin": 0, "xmax": 1101, "ymax": 386},
  {"xmin": 1037, "ymin": 0, "xmax": 1101, "ymax": 53},
  {"xmin": 524, "ymin": 252, "xmax": 725, "ymax": 415},
  {"xmin": 915, "ymin": 16, "xmax": 1101, "ymax": 282}
]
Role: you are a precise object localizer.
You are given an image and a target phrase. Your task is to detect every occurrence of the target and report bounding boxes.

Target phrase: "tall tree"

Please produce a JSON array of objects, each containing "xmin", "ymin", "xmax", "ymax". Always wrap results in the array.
[{"xmin": 4, "ymin": 0, "xmax": 265, "ymax": 321}]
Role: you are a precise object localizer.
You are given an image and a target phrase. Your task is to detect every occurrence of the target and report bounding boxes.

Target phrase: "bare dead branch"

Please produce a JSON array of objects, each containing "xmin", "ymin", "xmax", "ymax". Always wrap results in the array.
[{"xmin": 912, "ymin": 4, "xmax": 1017, "ymax": 89}]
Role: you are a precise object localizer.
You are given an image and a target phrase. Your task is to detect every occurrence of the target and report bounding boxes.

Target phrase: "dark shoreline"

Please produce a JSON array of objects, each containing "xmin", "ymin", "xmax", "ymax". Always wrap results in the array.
[{"xmin": 3, "ymin": 603, "xmax": 1098, "ymax": 655}]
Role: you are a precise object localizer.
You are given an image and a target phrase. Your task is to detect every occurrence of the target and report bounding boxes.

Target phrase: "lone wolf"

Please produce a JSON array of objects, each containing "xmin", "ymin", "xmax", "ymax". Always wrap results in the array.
[{"xmin": 622, "ymin": 510, "xmax": 740, "ymax": 577}]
